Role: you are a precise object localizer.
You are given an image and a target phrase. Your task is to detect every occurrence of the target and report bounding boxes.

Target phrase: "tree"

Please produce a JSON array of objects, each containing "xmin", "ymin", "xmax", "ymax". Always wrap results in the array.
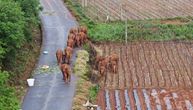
[{"xmin": 0, "ymin": 0, "xmax": 26, "ymax": 66}]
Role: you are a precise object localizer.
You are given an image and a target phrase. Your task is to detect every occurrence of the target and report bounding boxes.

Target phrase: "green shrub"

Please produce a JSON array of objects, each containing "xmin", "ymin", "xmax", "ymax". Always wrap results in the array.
[
  {"xmin": 0, "ymin": 70, "xmax": 19, "ymax": 110},
  {"xmin": 16, "ymin": 0, "xmax": 41, "ymax": 41},
  {"xmin": 89, "ymin": 85, "xmax": 99, "ymax": 101}
]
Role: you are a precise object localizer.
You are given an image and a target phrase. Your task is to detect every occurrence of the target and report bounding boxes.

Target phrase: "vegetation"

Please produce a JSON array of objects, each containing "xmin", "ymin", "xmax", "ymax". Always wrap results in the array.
[
  {"xmin": 73, "ymin": 50, "xmax": 98, "ymax": 109},
  {"xmin": 0, "ymin": 0, "xmax": 41, "ymax": 109},
  {"xmin": 0, "ymin": 0, "xmax": 41, "ymax": 75},
  {"xmin": 89, "ymin": 85, "xmax": 99, "ymax": 101},
  {"xmin": 0, "ymin": 71, "xmax": 19, "ymax": 110},
  {"xmin": 65, "ymin": 0, "xmax": 193, "ymax": 42},
  {"xmin": 0, "ymin": 0, "xmax": 26, "ymax": 65}
]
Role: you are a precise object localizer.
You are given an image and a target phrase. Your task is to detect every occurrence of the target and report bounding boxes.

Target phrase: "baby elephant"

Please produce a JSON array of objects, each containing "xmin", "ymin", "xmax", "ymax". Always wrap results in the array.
[{"xmin": 56, "ymin": 49, "xmax": 63, "ymax": 65}]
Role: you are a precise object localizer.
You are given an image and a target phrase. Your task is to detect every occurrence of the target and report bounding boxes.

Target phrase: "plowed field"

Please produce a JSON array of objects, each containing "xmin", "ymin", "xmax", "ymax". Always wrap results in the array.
[
  {"xmin": 96, "ymin": 42, "xmax": 193, "ymax": 89},
  {"xmin": 83, "ymin": 0, "xmax": 193, "ymax": 21}
]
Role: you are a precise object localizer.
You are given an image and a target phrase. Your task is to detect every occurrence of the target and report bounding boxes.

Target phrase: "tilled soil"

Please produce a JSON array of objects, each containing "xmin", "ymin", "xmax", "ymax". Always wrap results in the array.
[
  {"xmin": 83, "ymin": 0, "xmax": 193, "ymax": 21},
  {"xmin": 97, "ymin": 42, "xmax": 193, "ymax": 90}
]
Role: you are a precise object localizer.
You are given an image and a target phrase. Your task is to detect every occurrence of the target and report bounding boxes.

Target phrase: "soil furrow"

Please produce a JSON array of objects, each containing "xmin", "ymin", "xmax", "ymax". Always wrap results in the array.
[
  {"xmin": 136, "ymin": 43, "xmax": 146, "ymax": 88},
  {"xmin": 119, "ymin": 45, "xmax": 126, "ymax": 89},
  {"xmin": 172, "ymin": 43, "xmax": 192, "ymax": 88},
  {"xmin": 123, "ymin": 45, "xmax": 132, "ymax": 89},
  {"xmin": 164, "ymin": 43, "xmax": 183, "ymax": 88},
  {"xmin": 146, "ymin": 43, "xmax": 158, "ymax": 88},
  {"xmin": 161, "ymin": 43, "xmax": 180, "ymax": 88},
  {"xmin": 180, "ymin": 43, "xmax": 193, "ymax": 88},
  {"xmin": 97, "ymin": 90, "xmax": 106, "ymax": 110},
  {"xmin": 141, "ymin": 43, "xmax": 152, "ymax": 87},
  {"xmin": 158, "ymin": 43, "xmax": 173, "ymax": 88},
  {"xmin": 150, "ymin": 43, "xmax": 164, "ymax": 87},
  {"xmin": 169, "ymin": 42, "xmax": 190, "ymax": 88},
  {"xmin": 153, "ymin": 43, "xmax": 167, "ymax": 87},
  {"xmin": 127, "ymin": 44, "xmax": 139, "ymax": 87},
  {"xmin": 131, "ymin": 43, "xmax": 144, "ymax": 87},
  {"xmin": 119, "ymin": 90, "xmax": 126, "ymax": 110},
  {"xmin": 109, "ymin": 90, "xmax": 116, "ymax": 110},
  {"xmin": 128, "ymin": 89, "xmax": 137, "ymax": 110}
]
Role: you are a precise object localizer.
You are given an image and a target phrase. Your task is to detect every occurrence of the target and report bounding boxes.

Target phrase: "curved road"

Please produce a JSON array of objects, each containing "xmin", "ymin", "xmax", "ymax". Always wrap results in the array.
[{"xmin": 22, "ymin": 0, "xmax": 78, "ymax": 110}]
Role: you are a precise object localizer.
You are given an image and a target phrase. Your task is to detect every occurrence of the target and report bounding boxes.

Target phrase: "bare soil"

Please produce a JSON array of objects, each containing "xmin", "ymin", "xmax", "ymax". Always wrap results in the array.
[
  {"xmin": 160, "ymin": 19, "xmax": 189, "ymax": 25},
  {"xmin": 95, "ymin": 41, "xmax": 193, "ymax": 90}
]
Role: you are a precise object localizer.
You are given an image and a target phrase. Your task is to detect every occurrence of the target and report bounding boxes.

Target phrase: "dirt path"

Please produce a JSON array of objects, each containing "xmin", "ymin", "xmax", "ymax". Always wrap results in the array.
[{"xmin": 22, "ymin": 0, "xmax": 78, "ymax": 110}]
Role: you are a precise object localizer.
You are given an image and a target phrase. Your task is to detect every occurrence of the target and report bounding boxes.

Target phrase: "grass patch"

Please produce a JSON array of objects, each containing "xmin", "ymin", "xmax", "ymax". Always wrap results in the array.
[
  {"xmin": 88, "ymin": 18, "xmax": 193, "ymax": 42},
  {"xmin": 73, "ymin": 50, "xmax": 98, "ymax": 110},
  {"xmin": 65, "ymin": 0, "xmax": 193, "ymax": 42}
]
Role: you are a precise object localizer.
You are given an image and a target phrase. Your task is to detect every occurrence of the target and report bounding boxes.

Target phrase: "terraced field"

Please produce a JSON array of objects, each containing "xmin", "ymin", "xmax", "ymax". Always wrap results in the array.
[
  {"xmin": 79, "ymin": 0, "xmax": 193, "ymax": 21},
  {"xmin": 97, "ymin": 42, "xmax": 193, "ymax": 89}
]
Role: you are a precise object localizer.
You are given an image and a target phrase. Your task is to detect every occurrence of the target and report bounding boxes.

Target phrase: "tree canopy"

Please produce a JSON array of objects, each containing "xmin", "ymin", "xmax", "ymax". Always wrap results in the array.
[
  {"xmin": 0, "ymin": 0, "xmax": 40, "ymax": 109},
  {"xmin": 0, "ymin": 0, "xmax": 26, "ymax": 65}
]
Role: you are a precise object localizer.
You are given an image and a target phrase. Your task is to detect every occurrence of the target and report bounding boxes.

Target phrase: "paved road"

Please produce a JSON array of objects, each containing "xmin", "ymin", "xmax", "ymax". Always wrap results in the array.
[{"xmin": 22, "ymin": 0, "xmax": 78, "ymax": 110}]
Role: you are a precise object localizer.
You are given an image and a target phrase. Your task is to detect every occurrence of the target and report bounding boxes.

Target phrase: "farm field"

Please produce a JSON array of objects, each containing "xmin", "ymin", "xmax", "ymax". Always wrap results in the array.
[
  {"xmin": 97, "ymin": 88, "xmax": 193, "ymax": 110},
  {"xmin": 96, "ymin": 42, "xmax": 193, "ymax": 89},
  {"xmin": 82, "ymin": 0, "xmax": 193, "ymax": 21},
  {"xmin": 67, "ymin": 0, "xmax": 193, "ymax": 109}
]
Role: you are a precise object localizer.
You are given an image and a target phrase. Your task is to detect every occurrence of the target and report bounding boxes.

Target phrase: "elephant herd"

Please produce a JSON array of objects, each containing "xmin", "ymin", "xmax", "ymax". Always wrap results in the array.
[
  {"xmin": 56, "ymin": 26, "xmax": 119, "ymax": 83},
  {"xmin": 56, "ymin": 26, "xmax": 88, "ymax": 83}
]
